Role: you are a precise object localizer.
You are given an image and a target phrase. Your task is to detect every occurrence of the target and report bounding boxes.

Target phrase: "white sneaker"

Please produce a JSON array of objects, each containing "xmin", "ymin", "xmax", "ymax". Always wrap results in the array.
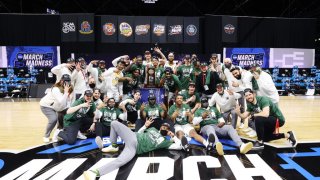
[
  {"xmin": 52, "ymin": 129, "xmax": 62, "ymax": 143},
  {"xmin": 43, "ymin": 137, "xmax": 50, "ymax": 143},
  {"xmin": 95, "ymin": 136, "xmax": 103, "ymax": 149},
  {"xmin": 83, "ymin": 170, "xmax": 97, "ymax": 180},
  {"xmin": 240, "ymin": 142, "xmax": 253, "ymax": 154},
  {"xmin": 239, "ymin": 123, "xmax": 245, "ymax": 129},
  {"xmin": 77, "ymin": 131, "xmax": 87, "ymax": 140},
  {"xmin": 215, "ymin": 142, "xmax": 224, "ymax": 156},
  {"xmin": 247, "ymin": 130, "xmax": 257, "ymax": 138},
  {"xmin": 102, "ymin": 145, "xmax": 119, "ymax": 153}
]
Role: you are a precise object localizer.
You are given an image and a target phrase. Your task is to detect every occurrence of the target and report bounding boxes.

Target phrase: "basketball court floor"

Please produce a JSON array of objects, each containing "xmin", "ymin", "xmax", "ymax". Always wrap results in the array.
[{"xmin": 0, "ymin": 96, "xmax": 319, "ymax": 179}]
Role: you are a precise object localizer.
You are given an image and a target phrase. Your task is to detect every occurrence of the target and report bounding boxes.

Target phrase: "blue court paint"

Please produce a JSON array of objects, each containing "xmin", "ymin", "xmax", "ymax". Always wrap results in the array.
[
  {"xmin": 278, "ymin": 147, "xmax": 320, "ymax": 179},
  {"xmin": 37, "ymin": 139, "xmax": 94, "ymax": 154},
  {"xmin": 0, "ymin": 159, "xmax": 4, "ymax": 170},
  {"xmin": 189, "ymin": 138, "xmax": 237, "ymax": 150}
]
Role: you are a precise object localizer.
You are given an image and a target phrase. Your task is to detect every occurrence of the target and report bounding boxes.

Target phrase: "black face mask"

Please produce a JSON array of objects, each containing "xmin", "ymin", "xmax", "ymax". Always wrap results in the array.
[
  {"xmin": 225, "ymin": 64, "xmax": 232, "ymax": 69},
  {"xmin": 201, "ymin": 102, "xmax": 209, "ymax": 109},
  {"xmin": 89, "ymin": 83, "xmax": 96, "ymax": 89},
  {"xmin": 93, "ymin": 97, "xmax": 99, "ymax": 101},
  {"xmin": 160, "ymin": 129, "xmax": 168, "ymax": 136}
]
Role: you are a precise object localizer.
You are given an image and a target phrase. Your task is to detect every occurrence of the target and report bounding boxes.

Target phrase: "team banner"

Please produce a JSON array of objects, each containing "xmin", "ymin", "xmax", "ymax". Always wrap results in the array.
[
  {"xmin": 224, "ymin": 48, "xmax": 270, "ymax": 68},
  {"xmin": 134, "ymin": 16, "xmax": 151, "ymax": 43},
  {"xmin": 100, "ymin": 16, "xmax": 118, "ymax": 43},
  {"xmin": 140, "ymin": 88, "xmax": 165, "ymax": 104},
  {"xmin": 101, "ymin": 15, "xmax": 117, "ymax": 43},
  {"xmin": 118, "ymin": 16, "xmax": 134, "ymax": 43},
  {"xmin": 151, "ymin": 17, "xmax": 167, "ymax": 43},
  {"xmin": 60, "ymin": 14, "xmax": 77, "ymax": 42},
  {"xmin": 269, "ymin": 48, "xmax": 315, "ymax": 68},
  {"xmin": 167, "ymin": 17, "xmax": 183, "ymax": 43},
  {"xmin": 78, "ymin": 14, "xmax": 95, "ymax": 42},
  {"xmin": 184, "ymin": 17, "xmax": 199, "ymax": 43},
  {"xmin": 6, "ymin": 46, "xmax": 60, "ymax": 68},
  {"xmin": 222, "ymin": 16, "xmax": 238, "ymax": 43}
]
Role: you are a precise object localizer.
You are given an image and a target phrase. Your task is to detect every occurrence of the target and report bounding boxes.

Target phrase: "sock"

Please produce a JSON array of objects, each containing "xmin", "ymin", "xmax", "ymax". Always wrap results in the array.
[
  {"xmin": 89, "ymin": 169, "xmax": 100, "ymax": 177},
  {"xmin": 203, "ymin": 140, "xmax": 209, "ymax": 147},
  {"xmin": 112, "ymin": 143, "xmax": 118, "ymax": 148}
]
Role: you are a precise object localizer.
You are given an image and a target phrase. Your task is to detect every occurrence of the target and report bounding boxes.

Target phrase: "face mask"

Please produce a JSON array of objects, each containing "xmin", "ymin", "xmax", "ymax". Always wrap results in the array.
[
  {"xmin": 160, "ymin": 129, "xmax": 168, "ymax": 136},
  {"xmin": 201, "ymin": 102, "xmax": 209, "ymax": 109},
  {"xmin": 225, "ymin": 64, "xmax": 232, "ymax": 69},
  {"xmin": 89, "ymin": 83, "xmax": 96, "ymax": 89},
  {"xmin": 93, "ymin": 97, "xmax": 99, "ymax": 101}
]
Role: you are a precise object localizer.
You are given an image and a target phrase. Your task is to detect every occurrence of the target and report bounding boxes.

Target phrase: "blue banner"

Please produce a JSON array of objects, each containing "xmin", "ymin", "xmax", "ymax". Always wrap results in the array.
[
  {"xmin": 6, "ymin": 46, "xmax": 60, "ymax": 68},
  {"xmin": 224, "ymin": 48, "xmax": 270, "ymax": 68}
]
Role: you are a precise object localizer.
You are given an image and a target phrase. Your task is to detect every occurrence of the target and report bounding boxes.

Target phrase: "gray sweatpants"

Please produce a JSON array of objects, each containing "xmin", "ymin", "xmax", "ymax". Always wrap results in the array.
[
  {"xmin": 200, "ymin": 124, "xmax": 243, "ymax": 147},
  {"xmin": 40, "ymin": 106, "xmax": 58, "ymax": 138},
  {"xmin": 98, "ymin": 121, "xmax": 138, "ymax": 176},
  {"xmin": 221, "ymin": 109, "xmax": 238, "ymax": 129}
]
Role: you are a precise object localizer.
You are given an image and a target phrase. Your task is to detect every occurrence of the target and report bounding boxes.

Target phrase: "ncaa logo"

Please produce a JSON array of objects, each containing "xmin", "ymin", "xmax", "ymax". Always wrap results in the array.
[
  {"xmin": 224, "ymin": 24, "xmax": 235, "ymax": 34},
  {"xmin": 17, "ymin": 53, "xmax": 24, "ymax": 61},
  {"xmin": 186, "ymin": 24, "xmax": 197, "ymax": 36}
]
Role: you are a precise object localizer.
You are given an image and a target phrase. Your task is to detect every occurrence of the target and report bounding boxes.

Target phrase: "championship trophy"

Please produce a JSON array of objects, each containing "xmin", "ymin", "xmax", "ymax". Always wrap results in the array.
[{"xmin": 145, "ymin": 66, "xmax": 156, "ymax": 88}]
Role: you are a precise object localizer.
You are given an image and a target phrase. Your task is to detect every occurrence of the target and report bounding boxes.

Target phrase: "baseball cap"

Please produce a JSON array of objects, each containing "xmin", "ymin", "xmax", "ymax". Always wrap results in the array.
[
  {"xmin": 200, "ymin": 62, "xmax": 207, "ymax": 66},
  {"xmin": 216, "ymin": 83, "xmax": 223, "ymax": 88},
  {"xmin": 161, "ymin": 122, "xmax": 170, "ymax": 128},
  {"xmin": 99, "ymin": 60, "xmax": 105, "ymax": 64},
  {"xmin": 211, "ymin": 53, "xmax": 218, "ymax": 58},
  {"xmin": 200, "ymin": 96, "xmax": 208, "ymax": 103},
  {"xmin": 84, "ymin": 90, "xmax": 93, "ymax": 96},
  {"xmin": 61, "ymin": 74, "xmax": 71, "ymax": 81},
  {"xmin": 67, "ymin": 58, "xmax": 75, "ymax": 62},
  {"xmin": 145, "ymin": 50, "xmax": 151, "ymax": 54},
  {"xmin": 189, "ymin": 82, "xmax": 196, "ymax": 87},
  {"xmin": 148, "ymin": 93, "xmax": 156, "ymax": 100}
]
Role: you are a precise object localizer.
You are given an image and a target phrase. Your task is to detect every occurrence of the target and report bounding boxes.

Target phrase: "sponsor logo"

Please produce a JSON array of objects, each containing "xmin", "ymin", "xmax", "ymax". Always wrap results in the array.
[
  {"xmin": 153, "ymin": 24, "xmax": 165, "ymax": 36},
  {"xmin": 135, "ymin": 24, "xmax": 150, "ymax": 35},
  {"xmin": 103, "ymin": 23, "xmax": 116, "ymax": 35},
  {"xmin": 231, "ymin": 53, "xmax": 264, "ymax": 67},
  {"xmin": 168, "ymin": 25, "xmax": 182, "ymax": 35},
  {"xmin": 186, "ymin": 24, "xmax": 197, "ymax": 36},
  {"xmin": 224, "ymin": 24, "xmax": 235, "ymax": 34},
  {"xmin": 79, "ymin": 21, "xmax": 93, "ymax": 34},
  {"xmin": 62, "ymin": 22, "xmax": 76, "ymax": 34},
  {"xmin": 119, "ymin": 22, "xmax": 133, "ymax": 37}
]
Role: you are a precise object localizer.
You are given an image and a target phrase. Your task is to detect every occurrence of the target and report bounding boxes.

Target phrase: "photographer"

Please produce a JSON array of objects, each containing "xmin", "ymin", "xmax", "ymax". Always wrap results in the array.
[
  {"xmin": 56, "ymin": 89, "xmax": 96, "ymax": 145},
  {"xmin": 40, "ymin": 74, "xmax": 73, "ymax": 143}
]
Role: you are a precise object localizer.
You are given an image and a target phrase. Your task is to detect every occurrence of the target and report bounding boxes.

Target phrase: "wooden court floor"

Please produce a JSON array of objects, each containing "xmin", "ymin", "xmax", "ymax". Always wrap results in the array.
[{"xmin": 0, "ymin": 96, "xmax": 320, "ymax": 152}]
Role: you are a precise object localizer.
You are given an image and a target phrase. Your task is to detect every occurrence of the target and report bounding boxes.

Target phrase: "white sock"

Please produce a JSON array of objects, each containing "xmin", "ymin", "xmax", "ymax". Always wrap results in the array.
[{"xmin": 203, "ymin": 140, "xmax": 209, "ymax": 147}]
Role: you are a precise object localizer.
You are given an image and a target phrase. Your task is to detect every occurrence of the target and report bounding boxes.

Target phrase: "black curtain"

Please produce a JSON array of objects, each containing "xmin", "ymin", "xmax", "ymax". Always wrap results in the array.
[{"xmin": 0, "ymin": 14, "xmax": 60, "ymax": 46}]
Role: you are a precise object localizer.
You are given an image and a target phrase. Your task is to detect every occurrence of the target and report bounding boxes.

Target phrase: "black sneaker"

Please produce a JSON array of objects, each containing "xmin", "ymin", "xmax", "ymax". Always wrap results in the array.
[
  {"xmin": 206, "ymin": 134, "xmax": 215, "ymax": 151},
  {"xmin": 287, "ymin": 131, "xmax": 297, "ymax": 147},
  {"xmin": 181, "ymin": 136, "xmax": 190, "ymax": 152},
  {"xmin": 252, "ymin": 141, "xmax": 264, "ymax": 150}
]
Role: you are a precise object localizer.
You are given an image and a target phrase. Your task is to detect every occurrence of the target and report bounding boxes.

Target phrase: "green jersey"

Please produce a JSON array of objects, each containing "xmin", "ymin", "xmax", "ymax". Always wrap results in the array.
[
  {"xmin": 191, "ymin": 67, "xmax": 201, "ymax": 82},
  {"xmin": 168, "ymin": 104, "xmax": 191, "ymax": 125},
  {"xmin": 246, "ymin": 96, "xmax": 285, "ymax": 124},
  {"xmin": 123, "ymin": 73, "xmax": 140, "ymax": 94},
  {"xmin": 99, "ymin": 107, "xmax": 122, "ymax": 126},
  {"xmin": 177, "ymin": 65, "xmax": 193, "ymax": 90},
  {"xmin": 155, "ymin": 67, "xmax": 165, "ymax": 85},
  {"xmin": 180, "ymin": 90, "xmax": 200, "ymax": 108},
  {"xmin": 63, "ymin": 98, "xmax": 96, "ymax": 127},
  {"xmin": 143, "ymin": 104, "xmax": 163, "ymax": 119},
  {"xmin": 136, "ymin": 127, "xmax": 173, "ymax": 154},
  {"xmin": 162, "ymin": 74, "xmax": 181, "ymax": 92},
  {"xmin": 194, "ymin": 107, "xmax": 222, "ymax": 128}
]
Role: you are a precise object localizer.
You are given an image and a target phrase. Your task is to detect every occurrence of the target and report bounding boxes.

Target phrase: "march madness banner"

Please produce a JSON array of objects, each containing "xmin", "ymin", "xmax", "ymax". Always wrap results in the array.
[
  {"xmin": 224, "ymin": 48, "xmax": 270, "ymax": 68},
  {"xmin": 6, "ymin": 46, "xmax": 60, "ymax": 68}
]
